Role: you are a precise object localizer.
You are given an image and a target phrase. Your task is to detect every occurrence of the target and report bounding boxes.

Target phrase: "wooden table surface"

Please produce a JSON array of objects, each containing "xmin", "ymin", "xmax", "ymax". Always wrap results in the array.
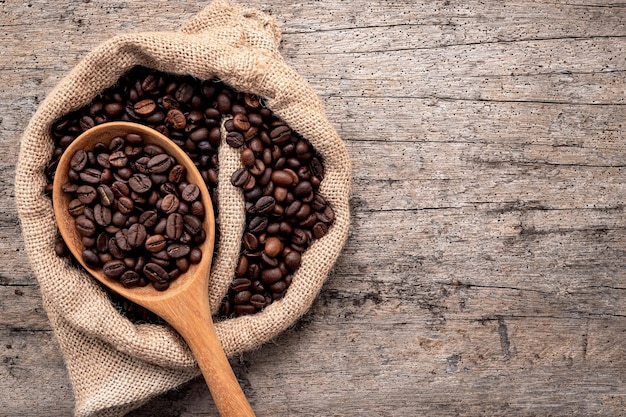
[{"xmin": 2, "ymin": 1, "xmax": 625, "ymax": 416}]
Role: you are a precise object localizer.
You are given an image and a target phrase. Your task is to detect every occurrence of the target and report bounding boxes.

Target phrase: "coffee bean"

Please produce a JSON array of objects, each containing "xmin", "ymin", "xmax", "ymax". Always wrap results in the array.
[
  {"xmin": 120, "ymin": 270, "xmax": 141, "ymax": 288},
  {"xmin": 216, "ymin": 92, "xmax": 231, "ymax": 113},
  {"xmin": 311, "ymin": 222, "xmax": 328, "ymax": 238},
  {"xmin": 141, "ymin": 74, "xmax": 158, "ymax": 92},
  {"xmin": 270, "ymin": 125, "xmax": 291, "ymax": 144},
  {"xmin": 271, "ymin": 169, "xmax": 296, "ymax": 187},
  {"xmin": 226, "ymin": 131, "xmax": 244, "ymax": 148},
  {"xmin": 75, "ymin": 215, "xmax": 96, "ymax": 237},
  {"xmin": 81, "ymin": 249, "xmax": 98, "ymax": 266},
  {"xmin": 254, "ymin": 195, "xmax": 276, "ymax": 215},
  {"xmin": 166, "ymin": 108, "xmax": 186, "ymax": 129},
  {"xmin": 97, "ymin": 184, "xmax": 115, "ymax": 206},
  {"xmin": 243, "ymin": 232, "xmax": 258, "ymax": 251},
  {"xmin": 161, "ymin": 194, "xmax": 180, "ymax": 214},
  {"xmin": 236, "ymin": 255, "xmax": 249, "ymax": 277},
  {"xmin": 115, "ymin": 229, "xmax": 131, "ymax": 252},
  {"xmin": 103, "ymin": 260, "xmax": 126, "ymax": 279},
  {"xmin": 138, "ymin": 210, "xmax": 158, "ymax": 228},
  {"xmin": 75, "ymin": 185, "xmax": 97, "ymax": 204},
  {"xmin": 166, "ymin": 243, "xmax": 190, "ymax": 259},
  {"xmin": 117, "ymin": 196, "xmax": 135, "ymax": 214},
  {"xmin": 104, "ymin": 102, "xmax": 124, "ymax": 117},
  {"xmin": 231, "ymin": 168, "xmax": 250, "ymax": 188},
  {"xmin": 79, "ymin": 168, "xmax": 102, "ymax": 184},
  {"xmin": 232, "ymin": 113, "xmax": 250, "ymax": 132},
  {"xmin": 248, "ymin": 215, "xmax": 268, "ymax": 233},
  {"xmin": 189, "ymin": 247, "xmax": 202, "ymax": 264},
  {"xmin": 133, "ymin": 99, "xmax": 156, "ymax": 116},
  {"xmin": 261, "ymin": 267, "xmax": 283, "ymax": 284},
  {"xmin": 147, "ymin": 153, "xmax": 172, "ymax": 174},
  {"xmin": 127, "ymin": 223, "xmax": 147, "ymax": 247},
  {"xmin": 166, "ymin": 213, "xmax": 184, "ymax": 240},
  {"xmin": 250, "ymin": 294, "xmax": 266, "ymax": 309},
  {"xmin": 70, "ymin": 150, "xmax": 88, "ymax": 171},
  {"xmin": 93, "ymin": 204, "xmax": 112, "ymax": 227},
  {"xmin": 181, "ymin": 183, "xmax": 200, "ymax": 202},
  {"xmin": 128, "ymin": 174, "xmax": 152, "ymax": 193},
  {"xmin": 145, "ymin": 234, "xmax": 166, "ymax": 252},
  {"xmin": 264, "ymin": 237, "xmax": 283, "ymax": 258},
  {"xmin": 168, "ymin": 165, "xmax": 186, "ymax": 183},
  {"xmin": 183, "ymin": 214, "xmax": 202, "ymax": 235},
  {"xmin": 143, "ymin": 263, "xmax": 168, "ymax": 282}
]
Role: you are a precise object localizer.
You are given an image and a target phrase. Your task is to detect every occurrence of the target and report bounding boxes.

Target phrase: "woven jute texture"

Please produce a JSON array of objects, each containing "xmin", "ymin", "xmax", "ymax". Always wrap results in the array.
[{"xmin": 14, "ymin": 1, "xmax": 351, "ymax": 416}]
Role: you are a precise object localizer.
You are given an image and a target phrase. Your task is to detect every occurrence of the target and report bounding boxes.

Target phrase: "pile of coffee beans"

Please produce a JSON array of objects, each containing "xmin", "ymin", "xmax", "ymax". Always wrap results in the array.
[
  {"xmin": 61, "ymin": 132, "xmax": 206, "ymax": 291},
  {"xmin": 47, "ymin": 66, "xmax": 334, "ymax": 318}
]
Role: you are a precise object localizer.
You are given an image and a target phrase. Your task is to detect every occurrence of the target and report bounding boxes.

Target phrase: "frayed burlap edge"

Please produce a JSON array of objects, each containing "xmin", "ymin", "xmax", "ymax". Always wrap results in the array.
[{"xmin": 14, "ymin": 1, "xmax": 351, "ymax": 416}]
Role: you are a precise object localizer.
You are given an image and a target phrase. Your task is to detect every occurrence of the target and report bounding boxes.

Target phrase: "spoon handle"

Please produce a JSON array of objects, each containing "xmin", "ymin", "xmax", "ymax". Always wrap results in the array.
[{"xmin": 179, "ymin": 314, "xmax": 256, "ymax": 417}]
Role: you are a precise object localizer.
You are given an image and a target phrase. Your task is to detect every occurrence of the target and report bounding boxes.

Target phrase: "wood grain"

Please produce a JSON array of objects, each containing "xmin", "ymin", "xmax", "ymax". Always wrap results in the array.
[{"xmin": 1, "ymin": 0, "xmax": 625, "ymax": 416}]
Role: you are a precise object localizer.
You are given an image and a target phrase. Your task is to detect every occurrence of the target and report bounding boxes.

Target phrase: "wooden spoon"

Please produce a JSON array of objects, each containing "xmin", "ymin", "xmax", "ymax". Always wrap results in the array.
[{"xmin": 52, "ymin": 122, "xmax": 255, "ymax": 417}]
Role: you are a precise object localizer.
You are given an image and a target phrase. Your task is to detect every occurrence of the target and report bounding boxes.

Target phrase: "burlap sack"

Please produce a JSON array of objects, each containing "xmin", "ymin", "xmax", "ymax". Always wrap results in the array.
[{"xmin": 14, "ymin": 1, "xmax": 351, "ymax": 416}]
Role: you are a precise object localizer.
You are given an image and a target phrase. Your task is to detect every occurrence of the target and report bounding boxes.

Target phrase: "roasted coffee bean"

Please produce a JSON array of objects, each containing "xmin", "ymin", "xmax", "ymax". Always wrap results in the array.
[
  {"xmin": 143, "ymin": 263, "xmax": 168, "ymax": 282},
  {"xmin": 183, "ymin": 214, "xmax": 202, "ymax": 235},
  {"xmin": 168, "ymin": 165, "xmax": 186, "ymax": 183},
  {"xmin": 236, "ymin": 255, "xmax": 249, "ymax": 277},
  {"xmin": 264, "ymin": 237, "xmax": 283, "ymax": 258},
  {"xmin": 248, "ymin": 215, "xmax": 268, "ymax": 234},
  {"xmin": 76, "ymin": 185, "xmax": 97, "ymax": 204},
  {"xmin": 115, "ymin": 229, "xmax": 131, "ymax": 252},
  {"xmin": 79, "ymin": 168, "xmax": 102, "ymax": 184},
  {"xmin": 80, "ymin": 249, "xmax": 99, "ymax": 267},
  {"xmin": 226, "ymin": 131, "xmax": 244, "ymax": 148},
  {"xmin": 145, "ymin": 234, "xmax": 167, "ymax": 252},
  {"xmin": 231, "ymin": 278, "xmax": 251, "ymax": 292},
  {"xmin": 133, "ymin": 99, "xmax": 156, "ymax": 116},
  {"xmin": 128, "ymin": 174, "xmax": 152, "ymax": 193},
  {"xmin": 243, "ymin": 232, "xmax": 258, "ymax": 251},
  {"xmin": 240, "ymin": 148, "xmax": 255, "ymax": 167},
  {"xmin": 117, "ymin": 196, "xmax": 134, "ymax": 214},
  {"xmin": 166, "ymin": 108, "xmax": 186, "ymax": 129},
  {"xmin": 312, "ymin": 222, "xmax": 329, "ymax": 238},
  {"xmin": 176, "ymin": 257, "xmax": 190, "ymax": 272},
  {"xmin": 127, "ymin": 223, "xmax": 147, "ymax": 247},
  {"xmin": 93, "ymin": 204, "xmax": 112, "ymax": 227},
  {"xmin": 70, "ymin": 150, "xmax": 88, "ymax": 171},
  {"xmin": 181, "ymin": 183, "xmax": 200, "ymax": 202},
  {"xmin": 254, "ymin": 195, "xmax": 276, "ymax": 215},
  {"xmin": 284, "ymin": 251, "xmax": 302, "ymax": 270},
  {"xmin": 139, "ymin": 210, "xmax": 158, "ymax": 228},
  {"xmin": 271, "ymin": 169, "xmax": 295, "ymax": 187},
  {"xmin": 230, "ymin": 168, "xmax": 250, "ymax": 187},
  {"xmin": 96, "ymin": 184, "xmax": 115, "ymax": 206},
  {"xmin": 153, "ymin": 280, "xmax": 170, "ymax": 291},
  {"xmin": 261, "ymin": 267, "xmax": 283, "ymax": 284},
  {"xmin": 166, "ymin": 243, "xmax": 190, "ymax": 259},
  {"xmin": 120, "ymin": 270, "xmax": 141, "ymax": 288},
  {"xmin": 68, "ymin": 199, "xmax": 85, "ymax": 216},
  {"xmin": 147, "ymin": 153, "xmax": 172, "ymax": 173},
  {"xmin": 161, "ymin": 193, "xmax": 180, "ymax": 214},
  {"xmin": 103, "ymin": 260, "xmax": 126, "ymax": 279},
  {"xmin": 111, "ymin": 181, "xmax": 130, "ymax": 197},
  {"xmin": 190, "ymin": 247, "xmax": 202, "ymax": 264},
  {"xmin": 75, "ymin": 215, "xmax": 96, "ymax": 237},
  {"xmin": 166, "ymin": 213, "xmax": 184, "ymax": 240},
  {"xmin": 294, "ymin": 181, "xmax": 313, "ymax": 197}
]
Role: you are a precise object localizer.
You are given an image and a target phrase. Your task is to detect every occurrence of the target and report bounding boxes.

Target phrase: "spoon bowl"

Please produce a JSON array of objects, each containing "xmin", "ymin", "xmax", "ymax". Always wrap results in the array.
[{"xmin": 53, "ymin": 121, "xmax": 254, "ymax": 417}]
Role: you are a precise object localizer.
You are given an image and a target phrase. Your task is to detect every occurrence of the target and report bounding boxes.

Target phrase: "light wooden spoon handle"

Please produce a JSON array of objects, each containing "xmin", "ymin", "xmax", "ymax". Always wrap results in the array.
[
  {"xmin": 178, "ymin": 313, "xmax": 255, "ymax": 417},
  {"xmin": 155, "ymin": 278, "xmax": 255, "ymax": 417}
]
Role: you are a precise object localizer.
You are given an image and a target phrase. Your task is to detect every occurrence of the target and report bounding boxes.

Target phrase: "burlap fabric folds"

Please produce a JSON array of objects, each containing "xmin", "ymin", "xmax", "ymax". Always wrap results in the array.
[{"xmin": 14, "ymin": 1, "xmax": 351, "ymax": 416}]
